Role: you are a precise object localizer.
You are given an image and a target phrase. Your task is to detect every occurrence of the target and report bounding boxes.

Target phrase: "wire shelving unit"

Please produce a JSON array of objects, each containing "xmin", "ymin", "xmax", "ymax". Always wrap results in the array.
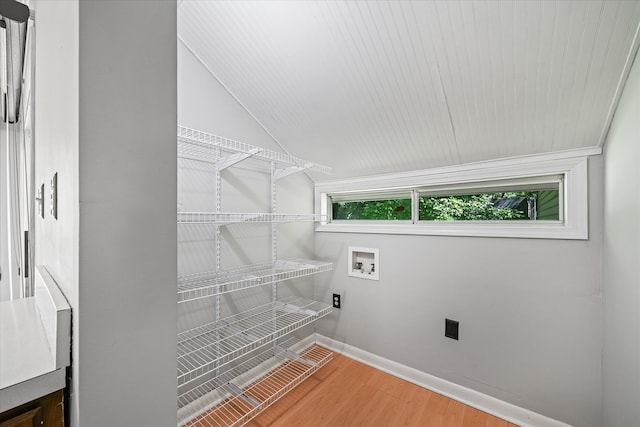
[
  {"xmin": 177, "ymin": 212, "xmax": 326, "ymax": 225},
  {"xmin": 178, "ymin": 337, "xmax": 333, "ymax": 427},
  {"xmin": 177, "ymin": 259, "xmax": 333, "ymax": 303},
  {"xmin": 177, "ymin": 127, "xmax": 333, "ymax": 426},
  {"xmin": 178, "ymin": 126, "xmax": 331, "ymax": 176}
]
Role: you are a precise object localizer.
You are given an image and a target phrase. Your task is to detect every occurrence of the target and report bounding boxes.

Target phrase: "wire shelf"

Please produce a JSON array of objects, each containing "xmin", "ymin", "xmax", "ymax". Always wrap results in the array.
[
  {"xmin": 178, "ymin": 339, "xmax": 332, "ymax": 427},
  {"xmin": 177, "ymin": 259, "xmax": 333, "ymax": 303},
  {"xmin": 178, "ymin": 126, "xmax": 332, "ymax": 175},
  {"xmin": 177, "ymin": 296, "xmax": 332, "ymax": 387},
  {"xmin": 178, "ymin": 212, "xmax": 326, "ymax": 225}
]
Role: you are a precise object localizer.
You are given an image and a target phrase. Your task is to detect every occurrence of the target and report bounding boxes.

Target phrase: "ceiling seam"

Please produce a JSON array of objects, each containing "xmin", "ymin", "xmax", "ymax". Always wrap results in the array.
[
  {"xmin": 434, "ymin": 62, "xmax": 460, "ymax": 164},
  {"xmin": 432, "ymin": 2, "xmax": 462, "ymax": 164},
  {"xmin": 597, "ymin": 8, "xmax": 640, "ymax": 150},
  {"xmin": 410, "ymin": 0, "xmax": 461, "ymax": 164},
  {"xmin": 177, "ymin": 36, "xmax": 316, "ymax": 183}
]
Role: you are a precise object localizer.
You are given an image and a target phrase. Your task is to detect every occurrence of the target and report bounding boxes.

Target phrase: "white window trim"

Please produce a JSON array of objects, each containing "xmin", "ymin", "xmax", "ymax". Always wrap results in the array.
[{"xmin": 315, "ymin": 148, "xmax": 598, "ymax": 239}]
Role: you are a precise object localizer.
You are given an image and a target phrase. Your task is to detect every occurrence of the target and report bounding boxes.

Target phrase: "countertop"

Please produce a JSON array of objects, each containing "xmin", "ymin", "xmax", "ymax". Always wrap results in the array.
[
  {"xmin": 0, "ymin": 267, "xmax": 70, "ymax": 412},
  {"xmin": 0, "ymin": 298, "xmax": 56, "ymax": 389}
]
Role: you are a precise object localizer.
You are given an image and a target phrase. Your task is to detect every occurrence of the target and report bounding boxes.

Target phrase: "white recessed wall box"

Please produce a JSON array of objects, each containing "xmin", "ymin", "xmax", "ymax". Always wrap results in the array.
[{"xmin": 348, "ymin": 247, "xmax": 379, "ymax": 281}]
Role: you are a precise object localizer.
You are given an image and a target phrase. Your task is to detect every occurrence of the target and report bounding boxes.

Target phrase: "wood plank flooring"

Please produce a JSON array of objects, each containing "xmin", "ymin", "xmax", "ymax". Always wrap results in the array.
[{"xmin": 247, "ymin": 351, "xmax": 519, "ymax": 427}]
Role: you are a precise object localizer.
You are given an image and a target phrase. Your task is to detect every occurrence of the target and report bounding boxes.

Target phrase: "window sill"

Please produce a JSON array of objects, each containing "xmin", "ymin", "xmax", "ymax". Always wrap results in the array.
[{"xmin": 315, "ymin": 221, "xmax": 587, "ymax": 240}]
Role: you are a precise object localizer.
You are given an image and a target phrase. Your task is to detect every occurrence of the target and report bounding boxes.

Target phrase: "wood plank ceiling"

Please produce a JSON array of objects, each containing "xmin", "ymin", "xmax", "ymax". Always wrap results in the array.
[{"xmin": 178, "ymin": 0, "xmax": 640, "ymax": 180}]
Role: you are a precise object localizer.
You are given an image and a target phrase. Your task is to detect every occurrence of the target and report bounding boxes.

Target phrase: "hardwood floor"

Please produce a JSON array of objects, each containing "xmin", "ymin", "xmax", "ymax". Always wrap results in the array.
[{"xmin": 247, "ymin": 351, "xmax": 519, "ymax": 427}]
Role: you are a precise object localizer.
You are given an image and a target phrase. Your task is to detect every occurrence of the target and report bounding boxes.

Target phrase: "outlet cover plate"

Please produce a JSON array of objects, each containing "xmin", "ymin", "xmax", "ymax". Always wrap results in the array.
[
  {"xmin": 332, "ymin": 293, "xmax": 341, "ymax": 309},
  {"xmin": 445, "ymin": 318, "xmax": 459, "ymax": 340}
]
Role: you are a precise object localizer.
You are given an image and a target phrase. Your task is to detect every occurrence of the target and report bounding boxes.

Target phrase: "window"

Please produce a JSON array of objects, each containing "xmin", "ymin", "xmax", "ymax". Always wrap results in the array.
[
  {"xmin": 316, "ymin": 151, "xmax": 594, "ymax": 239},
  {"xmin": 331, "ymin": 191, "xmax": 411, "ymax": 221},
  {"xmin": 328, "ymin": 176, "xmax": 562, "ymax": 223},
  {"xmin": 419, "ymin": 191, "xmax": 554, "ymax": 221},
  {"xmin": 417, "ymin": 176, "xmax": 562, "ymax": 222}
]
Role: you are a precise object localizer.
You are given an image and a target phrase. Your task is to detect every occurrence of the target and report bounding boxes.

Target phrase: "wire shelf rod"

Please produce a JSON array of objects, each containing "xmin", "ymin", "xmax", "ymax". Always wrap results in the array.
[
  {"xmin": 178, "ymin": 126, "xmax": 331, "ymax": 175},
  {"xmin": 178, "ymin": 337, "xmax": 300, "ymax": 409},
  {"xmin": 178, "ymin": 341, "xmax": 332, "ymax": 427},
  {"xmin": 178, "ymin": 311, "xmax": 304, "ymax": 358},
  {"xmin": 177, "ymin": 259, "xmax": 333, "ymax": 303},
  {"xmin": 177, "ymin": 212, "xmax": 326, "ymax": 225},
  {"xmin": 177, "ymin": 297, "xmax": 332, "ymax": 387}
]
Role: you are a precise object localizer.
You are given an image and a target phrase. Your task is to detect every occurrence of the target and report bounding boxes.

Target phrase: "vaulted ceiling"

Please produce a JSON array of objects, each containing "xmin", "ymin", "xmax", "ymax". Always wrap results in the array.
[{"xmin": 178, "ymin": 0, "xmax": 640, "ymax": 180}]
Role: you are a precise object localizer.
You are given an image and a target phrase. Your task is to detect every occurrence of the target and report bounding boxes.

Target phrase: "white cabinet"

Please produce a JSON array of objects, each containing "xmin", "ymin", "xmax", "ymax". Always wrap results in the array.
[{"xmin": 176, "ymin": 127, "xmax": 332, "ymax": 426}]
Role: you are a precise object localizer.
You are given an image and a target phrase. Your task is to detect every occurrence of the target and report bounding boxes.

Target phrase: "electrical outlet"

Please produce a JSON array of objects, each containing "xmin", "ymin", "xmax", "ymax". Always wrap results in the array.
[
  {"xmin": 332, "ymin": 293, "xmax": 341, "ymax": 309},
  {"xmin": 445, "ymin": 318, "xmax": 459, "ymax": 340}
]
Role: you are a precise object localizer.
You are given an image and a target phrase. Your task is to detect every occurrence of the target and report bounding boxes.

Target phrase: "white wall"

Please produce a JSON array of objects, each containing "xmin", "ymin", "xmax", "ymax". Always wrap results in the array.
[
  {"xmin": 602, "ymin": 53, "xmax": 640, "ymax": 427},
  {"xmin": 314, "ymin": 157, "xmax": 604, "ymax": 427},
  {"xmin": 33, "ymin": 1, "xmax": 80, "ymax": 422},
  {"xmin": 34, "ymin": 1, "xmax": 177, "ymax": 426},
  {"xmin": 179, "ymin": 41, "xmax": 287, "ymax": 152}
]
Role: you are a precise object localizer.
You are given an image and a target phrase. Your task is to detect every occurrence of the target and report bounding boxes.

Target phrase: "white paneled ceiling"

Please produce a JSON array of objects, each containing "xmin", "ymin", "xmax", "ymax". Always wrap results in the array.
[{"xmin": 178, "ymin": 0, "xmax": 640, "ymax": 180}]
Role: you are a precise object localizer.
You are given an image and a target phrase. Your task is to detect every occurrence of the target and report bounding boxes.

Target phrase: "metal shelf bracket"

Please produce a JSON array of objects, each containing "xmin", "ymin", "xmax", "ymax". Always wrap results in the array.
[
  {"xmin": 216, "ymin": 148, "xmax": 263, "ymax": 171},
  {"xmin": 273, "ymin": 163, "xmax": 314, "ymax": 181}
]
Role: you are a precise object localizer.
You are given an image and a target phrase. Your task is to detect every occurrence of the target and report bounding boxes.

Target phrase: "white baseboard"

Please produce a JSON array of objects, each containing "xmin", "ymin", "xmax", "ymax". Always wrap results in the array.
[{"xmin": 315, "ymin": 334, "xmax": 572, "ymax": 427}]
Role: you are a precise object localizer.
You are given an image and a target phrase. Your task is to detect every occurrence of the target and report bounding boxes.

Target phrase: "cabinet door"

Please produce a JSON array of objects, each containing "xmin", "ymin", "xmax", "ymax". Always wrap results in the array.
[
  {"xmin": 0, "ymin": 390, "xmax": 63, "ymax": 427},
  {"xmin": 0, "ymin": 407, "xmax": 42, "ymax": 427}
]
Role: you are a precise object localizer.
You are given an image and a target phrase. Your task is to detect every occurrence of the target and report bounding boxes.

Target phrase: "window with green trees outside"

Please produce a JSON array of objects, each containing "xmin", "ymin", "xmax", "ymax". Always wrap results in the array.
[
  {"xmin": 331, "ymin": 182, "xmax": 560, "ymax": 222},
  {"xmin": 332, "ymin": 198, "xmax": 412, "ymax": 220},
  {"xmin": 418, "ymin": 189, "xmax": 559, "ymax": 221}
]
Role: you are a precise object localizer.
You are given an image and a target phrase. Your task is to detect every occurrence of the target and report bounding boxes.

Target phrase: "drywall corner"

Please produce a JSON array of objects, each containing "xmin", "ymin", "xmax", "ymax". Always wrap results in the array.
[{"xmin": 602, "ymin": 51, "xmax": 640, "ymax": 427}]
